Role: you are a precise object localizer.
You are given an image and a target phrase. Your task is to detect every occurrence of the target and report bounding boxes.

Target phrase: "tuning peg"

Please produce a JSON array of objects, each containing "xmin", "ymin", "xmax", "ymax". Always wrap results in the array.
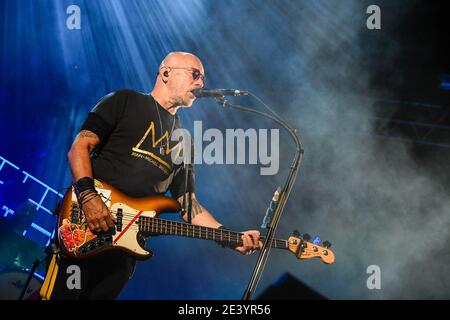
[
  {"xmin": 312, "ymin": 236, "xmax": 321, "ymax": 245},
  {"xmin": 322, "ymin": 240, "xmax": 332, "ymax": 249},
  {"xmin": 301, "ymin": 233, "xmax": 311, "ymax": 241},
  {"xmin": 292, "ymin": 230, "xmax": 300, "ymax": 237}
]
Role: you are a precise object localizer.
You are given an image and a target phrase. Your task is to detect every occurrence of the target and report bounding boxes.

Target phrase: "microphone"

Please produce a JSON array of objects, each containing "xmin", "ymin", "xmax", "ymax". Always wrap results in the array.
[{"xmin": 192, "ymin": 88, "xmax": 248, "ymax": 98}]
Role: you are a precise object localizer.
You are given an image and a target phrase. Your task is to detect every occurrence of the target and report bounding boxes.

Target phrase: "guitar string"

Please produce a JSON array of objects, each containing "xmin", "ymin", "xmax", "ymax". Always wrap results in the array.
[
  {"xmin": 90, "ymin": 216, "xmax": 287, "ymax": 247},
  {"xmin": 73, "ymin": 210, "xmax": 287, "ymax": 246},
  {"xmin": 100, "ymin": 212, "xmax": 287, "ymax": 246},
  {"xmin": 87, "ymin": 200, "xmax": 289, "ymax": 245},
  {"xmin": 92, "ymin": 220, "xmax": 288, "ymax": 247},
  {"xmin": 70, "ymin": 205, "xmax": 324, "ymax": 257},
  {"xmin": 71, "ymin": 200, "xmax": 289, "ymax": 248}
]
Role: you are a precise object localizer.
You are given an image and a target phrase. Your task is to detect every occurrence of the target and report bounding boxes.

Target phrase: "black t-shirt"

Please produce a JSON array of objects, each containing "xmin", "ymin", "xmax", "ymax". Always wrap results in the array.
[{"xmin": 80, "ymin": 89, "xmax": 194, "ymax": 199}]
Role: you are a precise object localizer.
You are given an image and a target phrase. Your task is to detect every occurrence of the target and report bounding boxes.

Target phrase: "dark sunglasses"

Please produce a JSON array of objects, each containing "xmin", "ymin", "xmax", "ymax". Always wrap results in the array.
[{"xmin": 168, "ymin": 67, "xmax": 206, "ymax": 82}]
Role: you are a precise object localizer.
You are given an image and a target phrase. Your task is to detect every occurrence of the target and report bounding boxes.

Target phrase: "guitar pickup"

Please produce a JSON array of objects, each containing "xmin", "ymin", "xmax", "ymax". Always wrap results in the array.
[
  {"xmin": 71, "ymin": 203, "xmax": 81, "ymax": 224},
  {"xmin": 116, "ymin": 208, "xmax": 123, "ymax": 232}
]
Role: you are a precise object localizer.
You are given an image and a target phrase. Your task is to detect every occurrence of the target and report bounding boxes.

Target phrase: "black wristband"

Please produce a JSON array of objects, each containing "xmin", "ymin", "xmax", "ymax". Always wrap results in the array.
[{"xmin": 73, "ymin": 177, "xmax": 96, "ymax": 197}]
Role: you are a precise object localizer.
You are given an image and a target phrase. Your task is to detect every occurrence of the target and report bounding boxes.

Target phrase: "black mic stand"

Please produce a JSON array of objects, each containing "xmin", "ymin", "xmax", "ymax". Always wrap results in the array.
[
  {"xmin": 181, "ymin": 146, "xmax": 193, "ymax": 223},
  {"xmin": 18, "ymin": 258, "xmax": 42, "ymax": 300},
  {"xmin": 214, "ymin": 96, "xmax": 304, "ymax": 300},
  {"xmin": 181, "ymin": 162, "xmax": 193, "ymax": 223},
  {"xmin": 19, "ymin": 194, "xmax": 63, "ymax": 300}
]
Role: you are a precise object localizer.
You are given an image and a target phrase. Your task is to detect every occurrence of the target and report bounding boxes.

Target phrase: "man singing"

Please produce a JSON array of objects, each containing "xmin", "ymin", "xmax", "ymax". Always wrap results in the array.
[{"xmin": 40, "ymin": 52, "xmax": 262, "ymax": 300}]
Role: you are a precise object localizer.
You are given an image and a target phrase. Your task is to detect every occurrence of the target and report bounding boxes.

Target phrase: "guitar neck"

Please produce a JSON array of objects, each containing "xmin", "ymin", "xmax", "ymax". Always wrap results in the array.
[{"xmin": 139, "ymin": 216, "xmax": 288, "ymax": 250}]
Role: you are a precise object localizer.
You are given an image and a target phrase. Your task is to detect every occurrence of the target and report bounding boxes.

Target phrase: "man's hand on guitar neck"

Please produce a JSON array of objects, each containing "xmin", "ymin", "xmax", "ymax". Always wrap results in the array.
[
  {"xmin": 235, "ymin": 230, "xmax": 263, "ymax": 256},
  {"xmin": 177, "ymin": 192, "xmax": 262, "ymax": 256}
]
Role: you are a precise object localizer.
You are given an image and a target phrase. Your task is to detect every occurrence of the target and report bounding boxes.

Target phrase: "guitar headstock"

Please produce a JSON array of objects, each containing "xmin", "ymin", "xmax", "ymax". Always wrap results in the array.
[{"xmin": 287, "ymin": 231, "xmax": 335, "ymax": 264}]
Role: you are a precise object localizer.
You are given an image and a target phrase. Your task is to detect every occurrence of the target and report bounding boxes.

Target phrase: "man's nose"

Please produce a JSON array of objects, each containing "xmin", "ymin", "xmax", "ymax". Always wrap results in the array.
[
  {"xmin": 196, "ymin": 79, "xmax": 205, "ymax": 88},
  {"xmin": 194, "ymin": 77, "xmax": 205, "ymax": 88}
]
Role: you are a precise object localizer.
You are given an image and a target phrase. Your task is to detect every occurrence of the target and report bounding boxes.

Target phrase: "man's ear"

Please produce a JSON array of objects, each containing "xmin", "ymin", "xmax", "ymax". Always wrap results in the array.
[{"xmin": 160, "ymin": 67, "xmax": 170, "ymax": 83}]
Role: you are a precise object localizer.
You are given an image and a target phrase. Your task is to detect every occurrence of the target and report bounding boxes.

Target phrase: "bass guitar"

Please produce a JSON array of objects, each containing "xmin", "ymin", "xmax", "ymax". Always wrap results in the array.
[{"xmin": 57, "ymin": 181, "xmax": 335, "ymax": 264}]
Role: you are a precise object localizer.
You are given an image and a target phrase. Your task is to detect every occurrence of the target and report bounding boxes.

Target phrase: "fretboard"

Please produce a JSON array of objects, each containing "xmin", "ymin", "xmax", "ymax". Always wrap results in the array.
[{"xmin": 139, "ymin": 216, "xmax": 288, "ymax": 249}]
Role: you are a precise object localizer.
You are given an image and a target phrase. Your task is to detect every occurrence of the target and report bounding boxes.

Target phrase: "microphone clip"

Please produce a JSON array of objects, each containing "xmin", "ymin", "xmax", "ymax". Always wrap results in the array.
[
  {"xmin": 261, "ymin": 187, "xmax": 282, "ymax": 229},
  {"xmin": 214, "ymin": 96, "xmax": 230, "ymax": 108}
]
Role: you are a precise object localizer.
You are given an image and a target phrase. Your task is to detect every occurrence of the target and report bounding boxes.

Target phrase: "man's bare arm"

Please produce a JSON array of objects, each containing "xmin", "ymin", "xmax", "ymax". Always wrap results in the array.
[
  {"xmin": 176, "ymin": 193, "xmax": 222, "ymax": 228},
  {"xmin": 67, "ymin": 130, "xmax": 100, "ymax": 181},
  {"xmin": 67, "ymin": 130, "xmax": 115, "ymax": 232},
  {"xmin": 176, "ymin": 193, "xmax": 261, "ymax": 254}
]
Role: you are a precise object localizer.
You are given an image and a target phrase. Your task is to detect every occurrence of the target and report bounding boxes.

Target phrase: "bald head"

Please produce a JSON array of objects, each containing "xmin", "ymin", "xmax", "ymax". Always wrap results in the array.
[{"xmin": 159, "ymin": 51, "xmax": 203, "ymax": 70}]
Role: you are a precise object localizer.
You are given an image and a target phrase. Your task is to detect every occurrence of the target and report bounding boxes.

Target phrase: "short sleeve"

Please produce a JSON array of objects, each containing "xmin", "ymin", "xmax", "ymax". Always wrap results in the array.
[{"xmin": 80, "ymin": 90, "xmax": 129, "ymax": 141}]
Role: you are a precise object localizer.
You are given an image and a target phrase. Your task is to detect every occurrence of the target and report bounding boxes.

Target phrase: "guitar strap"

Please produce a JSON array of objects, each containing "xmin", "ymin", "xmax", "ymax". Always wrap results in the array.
[{"xmin": 40, "ymin": 238, "xmax": 61, "ymax": 300}]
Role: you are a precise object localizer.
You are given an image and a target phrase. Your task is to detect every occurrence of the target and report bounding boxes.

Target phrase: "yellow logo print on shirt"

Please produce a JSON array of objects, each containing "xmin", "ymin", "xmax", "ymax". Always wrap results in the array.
[{"xmin": 132, "ymin": 121, "xmax": 181, "ymax": 172}]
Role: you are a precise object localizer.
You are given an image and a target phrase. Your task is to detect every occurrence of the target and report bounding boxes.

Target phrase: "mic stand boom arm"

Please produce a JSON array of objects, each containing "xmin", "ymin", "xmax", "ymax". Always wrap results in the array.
[{"xmin": 214, "ymin": 97, "xmax": 304, "ymax": 300}]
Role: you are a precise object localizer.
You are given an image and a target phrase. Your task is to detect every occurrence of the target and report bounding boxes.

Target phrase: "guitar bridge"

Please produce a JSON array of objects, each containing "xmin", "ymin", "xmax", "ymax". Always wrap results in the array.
[{"xmin": 78, "ymin": 234, "xmax": 113, "ymax": 255}]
